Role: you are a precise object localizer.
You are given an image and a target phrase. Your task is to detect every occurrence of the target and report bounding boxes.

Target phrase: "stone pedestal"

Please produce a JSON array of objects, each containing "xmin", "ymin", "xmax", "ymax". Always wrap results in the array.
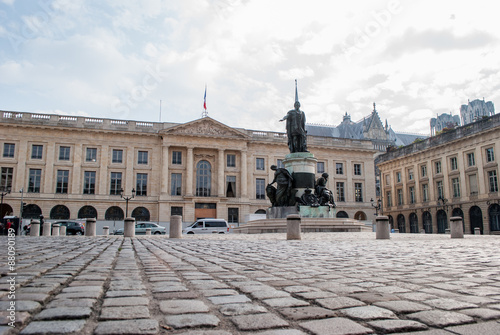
[
  {"xmin": 146, "ymin": 228, "xmax": 151, "ymax": 236},
  {"xmin": 267, "ymin": 206, "xmax": 299, "ymax": 219},
  {"xmin": 51, "ymin": 224, "xmax": 60, "ymax": 236},
  {"xmin": 59, "ymin": 225, "xmax": 67, "ymax": 236},
  {"xmin": 376, "ymin": 216, "xmax": 390, "ymax": 239},
  {"xmin": 450, "ymin": 216, "xmax": 464, "ymax": 238},
  {"xmin": 124, "ymin": 217, "xmax": 136, "ymax": 237},
  {"xmin": 170, "ymin": 215, "xmax": 182, "ymax": 238},
  {"xmin": 102, "ymin": 226, "xmax": 109, "ymax": 236},
  {"xmin": 474, "ymin": 227, "xmax": 481, "ymax": 235},
  {"xmin": 286, "ymin": 214, "xmax": 301, "ymax": 240},
  {"xmin": 299, "ymin": 206, "xmax": 335, "ymax": 218},
  {"xmin": 30, "ymin": 221, "xmax": 40, "ymax": 236},
  {"xmin": 43, "ymin": 222, "xmax": 51, "ymax": 236},
  {"xmin": 85, "ymin": 218, "xmax": 96, "ymax": 236},
  {"xmin": 283, "ymin": 152, "xmax": 317, "ymax": 199}
]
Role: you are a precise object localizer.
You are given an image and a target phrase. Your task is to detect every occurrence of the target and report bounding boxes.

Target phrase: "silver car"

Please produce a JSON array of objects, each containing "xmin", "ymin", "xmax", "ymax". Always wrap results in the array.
[{"xmin": 114, "ymin": 222, "xmax": 166, "ymax": 235}]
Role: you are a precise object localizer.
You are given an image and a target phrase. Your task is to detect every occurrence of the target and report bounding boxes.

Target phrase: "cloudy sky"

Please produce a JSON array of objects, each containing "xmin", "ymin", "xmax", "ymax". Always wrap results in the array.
[{"xmin": 1, "ymin": 0, "xmax": 499, "ymax": 135}]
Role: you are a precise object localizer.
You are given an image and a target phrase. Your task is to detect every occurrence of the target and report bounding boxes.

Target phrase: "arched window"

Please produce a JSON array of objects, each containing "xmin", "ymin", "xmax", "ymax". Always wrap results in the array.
[
  {"xmin": 336, "ymin": 211, "xmax": 349, "ymax": 218},
  {"xmin": 422, "ymin": 211, "xmax": 432, "ymax": 233},
  {"xmin": 489, "ymin": 204, "xmax": 500, "ymax": 232},
  {"xmin": 255, "ymin": 209, "xmax": 266, "ymax": 214},
  {"xmin": 409, "ymin": 213, "xmax": 418, "ymax": 233},
  {"xmin": 470, "ymin": 206, "xmax": 483, "ymax": 234},
  {"xmin": 132, "ymin": 207, "xmax": 150, "ymax": 221},
  {"xmin": 397, "ymin": 214, "xmax": 406, "ymax": 233},
  {"xmin": 354, "ymin": 211, "xmax": 366, "ymax": 220},
  {"xmin": 196, "ymin": 160, "xmax": 211, "ymax": 197},
  {"xmin": 105, "ymin": 206, "xmax": 124, "ymax": 221},
  {"xmin": 50, "ymin": 205, "xmax": 70, "ymax": 220},
  {"xmin": 78, "ymin": 206, "xmax": 97, "ymax": 219},
  {"xmin": 23, "ymin": 204, "xmax": 42, "ymax": 219}
]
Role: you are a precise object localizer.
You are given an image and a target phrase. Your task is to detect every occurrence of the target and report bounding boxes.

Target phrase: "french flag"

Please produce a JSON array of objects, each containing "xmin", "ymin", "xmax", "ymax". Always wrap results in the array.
[{"xmin": 203, "ymin": 85, "xmax": 207, "ymax": 110}]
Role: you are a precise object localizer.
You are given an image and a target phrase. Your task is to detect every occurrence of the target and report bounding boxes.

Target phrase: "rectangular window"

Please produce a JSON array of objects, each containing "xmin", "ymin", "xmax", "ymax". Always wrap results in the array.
[
  {"xmin": 317, "ymin": 162, "xmax": 325, "ymax": 174},
  {"xmin": 28, "ymin": 169, "xmax": 42, "ymax": 193},
  {"xmin": 354, "ymin": 164, "xmax": 362, "ymax": 176},
  {"xmin": 171, "ymin": 173, "xmax": 182, "ymax": 196},
  {"xmin": 354, "ymin": 183, "xmax": 363, "ymax": 202},
  {"xmin": 422, "ymin": 184, "xmax": 429, "ymax": 202},
  {"xmin": 171, "ymin": 206, "xmax": 183, "ymax": 217},
  {"xmin": 421, "ymin": 165, "xmax": 427, "ymax": 177},
  {"xmin": 486, "ymin": 148, "xmax": 495, "ymax": 162},
  {"xmin": 112, "ymin": 149, "xmax": 123, "ymax": 163},
  {"xmin": 277, "ymin": 159, "xmax": 284, "ymax": 169},
  {"xmin": 336, "ymin": 163, "xmax": 343, "ymax": 175},
  {"xmin": 56, "ymin": 170, "xmax": 69, "ymax": 194},
  {"xmin": 488, "ymin": 170, "xmax": 498, "ymax": 193},
  {"xmin": 435, "ymin": 161, "xmax": 442, "ymax": 174},
  {"xmin": 226, "ymin": 176, "xmax": 236, "ymax": 197},
  {"xmin": 256, "ymin": 178, "xmax": 266, "ymax": 199},
  {"xmin": 386, "ymin": 191, "xmax": 392, "ymax": 207},
  {"xmin": 397, "ymin": 189, "xmax": 403, "ymax": 205},
  {"xmin": 228, "ymin": 208, "xmax": 239, "ymax": 224},
  {"xmin": 469, "ymin": 174, "xmax": 478, "ymax": 195},
  {"xmin": 59, "ymin": 146, "xmax": 70, "ymax": 161},
  {"xmin": 138, "ymin": 151, "xmax": 148, "ymax": 165},
  {"xmin": 3, "ymin": 143, "xmax": 15, "ymax": 158},
  {"xmin": 452, "ymin": 177, "xmax": 460, "ymax": 197},
  {"xmin": 31, "ymin": 144, "xmax": 43, "ymax": 159},
  {"xmin": 385, "ymin": 174, "xmax": 390, "ymax": 185},
  {"xmin": 436, "ymin": 180, "xmax": 444, "ymax": 199},
  {"xmin": 396, "ymin": 172, "xmax": 401, "ymax": 183},
  {"xmin": 86, "ymin": 148, "xmax": 97, "ymax": 162},
  {"xmin": 450, "ymin": 157, "xmax": 458, "ymax": 171},
  {"xmin": 467, "ymin": 153, "xmax": 475, "ymax": 167},
  {"xmin": 409, "ymin": 186, "xmax": 415, "ymax": 204},
  {"xmin": 256, "ymin": 158, "xmax": 265, "ymax": 171},
  {"xmin": 336, "ymin": 182, "xmax": 345, "ymax": 202},
  {"xmin": 227, "ymin": 154, "xmax": 236, "ymax": 168},
  {"xmin": 110, "ymin": 172, "xmax": 122, "ymax": 195},
  {"xmin": 0, "ymin": 167, "xmax": 13, "ymax": 190},
  {"xmin": 83, "ymin": 171, "xmax": 96, "ymax": 194},
  {"xmin": 172, "ymin": 151, "xmax": 182, "ymax": 164},
  {"xmin": 136, "ymin": 173, "xmax": 148, "ymax": 196},
  {"xmin": 408, "ymin": 168, "xmax": 414, "ymax": 181}
]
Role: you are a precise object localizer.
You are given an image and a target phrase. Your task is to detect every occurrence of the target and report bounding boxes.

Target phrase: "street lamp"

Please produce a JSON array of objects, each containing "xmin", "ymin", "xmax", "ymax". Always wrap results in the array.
[
  {"xmin": 120, "ymin": 188, "xmax": 135, "ymax": 218},
  {"xmin": 0, "ymin": 186, "xmax": 11, "ymax": 219},
  {"xmin": 370, "ymin": 198, "xmax": 381, "ymax": 216},
  {"xmin": 437, "ymin": 196, "xmax": 448, "ymax": 212}
]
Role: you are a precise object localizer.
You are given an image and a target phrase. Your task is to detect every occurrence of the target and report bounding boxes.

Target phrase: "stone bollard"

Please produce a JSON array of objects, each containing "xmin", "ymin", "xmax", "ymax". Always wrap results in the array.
[
  {"xmin": 445, "ymin": 228, "xmax": 451, "ymax": 234},
  {"xmin": 375, "ymin": 216, "xmax": 390, "ymax": 239},
  {"xmin": 124, "ymin": 217, "xmax": 136, "ymax": 237},
  {"xmin": 474, "ymin": 227, "xmax": 481, "ymax": 235},
  {"xmin": 286, "ymin": 214, "xmax": 301, "ymax": 240},
  {"xmin": 85, "ymin": 218, "xmax": 96, "ymax": 236},
  {"xmin": 59, "ymin": 225, "xmax": 67, "ymax": 236},
  {"xmin": 450, "ymin": 216, "xmax": 464, "ymax": 239},
  {"xmin": 146, "ymin": 228, "xmax": 151, "ymax": 236},
  {"xmin": 43, "ymin": 222, "xmax": 51, "ymax": 236},
  {"xmin": 102, "ymin": 226, "xmax": 109, "ymax": 236},
  {"xmin": 30, "ymin": 220, "xmax": 40, "ymax": 236},
  {"xmin": 169, "ymin": 215, "xmax": 182, "ymax": 238},
  {"xmin": 51, "ymin": 224, "xmax": 60, "ymax": 236}
]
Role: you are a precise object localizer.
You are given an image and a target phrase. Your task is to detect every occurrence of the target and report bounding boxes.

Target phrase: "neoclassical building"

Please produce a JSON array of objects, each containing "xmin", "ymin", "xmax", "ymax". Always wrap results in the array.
[
  {"xmin": 0, "ymin": 111, "xmax": 377, "ymax": 225},
  {"xmin": 376, "ymin": 113, "xmax": 500, "ymax": 234}
]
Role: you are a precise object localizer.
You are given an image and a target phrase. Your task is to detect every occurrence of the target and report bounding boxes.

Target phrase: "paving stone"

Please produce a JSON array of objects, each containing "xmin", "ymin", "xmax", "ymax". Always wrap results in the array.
[
  {"xmin": 294, "ymin": 290, "xmax": 337, "ymax": 299},
  {"xmin": 1, "ymin": 294, "xmax": 49, "ymax": 304},
  {"xmin": 262, "ymin": 297, "xmax": 310, "ymax": 308},
  {"xmin": 367, "ymin": 319, "xmax": 428, "ymax": 333},
  {"xmin": 104, "ymin": 290, "xmax": 147, "ymax": 298},
  {"xmin": 219, "ymin": 303, "xmax": 268, "ymax": 316},
  {"xmin": 159, "ymin": 299, "xmax": 210, "ymax": 314},
  {"xmin": 341, "ymin": 305, "xmax": 397, "ymax": 320},
  {"xmin": 299, "ymin": 317, "xmax": 373, "ymax": 335},
  {"xmin": 61, "ymin": 285, "xmax": 103, "ymax": 293},
  {"xmin": 0, "ymin": 311, "xmax": 30, "ymax": 327},
  {"xmin": 94, "ymin": 319, "xmax": 159, "ymax": 335},
  {"xmin": 316, "ymin": 297, "xmax": 365, "ymax": 310},
  {"xmin": 424, "ymin": 298, "xmax": 478, "ymax": 310},
  {"xmin": 0, "ymin": 301, "xmax": 41, "ymax": 313},
  {"xmin": 19, "ymin": 320, "xmax": 87, "ymax": 334},
  {"xmin": 374, "ymin": 300, "xmax": 433, "ymax": 313},
  {"xmin": 250, "ymin": 330, "xmax": 308, "ymax": 335},
  {"xmin": 99, "ymin": 306, "xmax": 150, "ymax": 320},
  {"xmin": 279, "ymin": 306, "xmax": 337, "ymax": 320},
  {"xmin": 47, "ymin": 298, "xmax": 96, "ymax": 308},
  {"xmin": 249, "ymin": 289, "xmax": 291, "ymax": 299},
  {"xmin": 102, "ymin": 297, "xmax": 149, "ymax": 307},
  {"xmin": 458, "ymin": 308, "xmax": 500, "ymax": 320},
  {"xmin": 207, "ymin": 294, "xmax": 251, "ymax": 305},
  {"xmin": 164, "ymin": 313, "xmax": 220, "ymax": 329},
  {"xmin": 349, "ymin": 292, "xmax": 400, "ymax": 304},
  {"xmin": 407, "ymin": 310, "xmax": 475, "ymax": 327},
  {"xmin": 230, "ymin": 313, "xmax": 289, "ymax": 330},
  {"xmin": 35, "ymin": 307, "xmax": 92, "ymax": 320},
  {"xmin": 175, "ymin": 331, "xmax": 233, "ymax": 335},
  {"xmin": 56, "ymin": 291, "xmax": 102, "ymax": 299},
  {"xmin": 445, "ymin": 321, "xmax": 500, "ymax": 335},
  {"xmin": 151, "ymin": 283, "xmax": 189, "ymax": 293},
  {"xmin": 200, "ymin": 289, "xmax": 239, "ymax": 297}
]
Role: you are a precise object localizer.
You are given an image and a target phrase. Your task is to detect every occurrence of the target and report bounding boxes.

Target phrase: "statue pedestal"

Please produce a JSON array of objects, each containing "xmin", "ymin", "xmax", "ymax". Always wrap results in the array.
[
  {"xmin": 299, "ymin": 206, "xmax": 335, "ymax": 218},
  {"xmin": 267, "ymin": 206, "xmax": 299, "ymax": 219},
  {"xmin": 284, "ymin": 152, "xmax": 317, "ymax": 199}
]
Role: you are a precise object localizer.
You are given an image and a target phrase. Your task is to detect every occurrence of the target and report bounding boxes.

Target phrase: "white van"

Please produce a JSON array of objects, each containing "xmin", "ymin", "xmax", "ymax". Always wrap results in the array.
[{"xmin": 183, "ymin": 219, "xmax": 230, "ymax": 234}]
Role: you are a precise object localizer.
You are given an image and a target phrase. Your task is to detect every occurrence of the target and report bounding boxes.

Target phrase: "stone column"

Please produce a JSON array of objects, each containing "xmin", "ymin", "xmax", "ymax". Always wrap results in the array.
[
  {"xmin": 474, "ymin": 227, "xmax": 481, "ymax": 235},
  {"xmin": 102, "ymin": 226, "xmax": 109, "ymax": 236},
  {"xmin": 286, "ymin": 214, "xmax": 301, "ymax": 240},
  {"xmin": 59, "ymin": 225, "xmax": 67, "ymax": 236},
  {"xmin": 186, "ymin": 147, "xmax": 194, "ymax": 196},
  {"xmin": 161, "ymin": 145, "xmax": 169, "ymax": 194},
  {"xmin": 146, "ymin": 228, "xmax": 151, "ymax": 236},
  {"xmin": 170, "ymin": 215, "xmax": 182, "ymax": 238},
  {"xmin": 241, "ymin": 150, "xmax": 248, "ymax": 198},
  {"xmin": 85, "ymin": 218, "xmax": 96, "ymax": 236},
  {"xmin": 376, "ymin": 216, "xmax": 390, "ymax": 239},
  {"xmin": 43, "ymin": 222, "xmax": 51, "ymax": 236},
  {"xmin": 124, "ymin": 217, "xmax": 136, "ymax": 237},
  {"xmin": 51, "ymin": 224, "xmax": 60, "ymax": 236},
  {"xmin": 450, "ymin": 216, "xmax": 464, "ymax": 238},
  {"xmin": 30, "ymin": 221, "xmax": 40, "ymax": 236},
  {"xmin": 218, "ymin": 149, "xmax": 225, "ymax": 197}
]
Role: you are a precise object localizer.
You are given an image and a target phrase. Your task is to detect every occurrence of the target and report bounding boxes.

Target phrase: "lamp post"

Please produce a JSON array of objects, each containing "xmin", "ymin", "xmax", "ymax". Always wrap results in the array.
[
  {"xmin": 370, "ymin": 198, "xmax": 381, "ymax": 216},
  {"xmin": 120, "ymin": 188, "xmax": 135, "ymax": 218},
  {"xmin": 0, "ymin": 186, "xmax": 11, "ymax": 219},
  {"xmin": 19, "ymin": 188, "xmax": 24, "ymax": 236}
]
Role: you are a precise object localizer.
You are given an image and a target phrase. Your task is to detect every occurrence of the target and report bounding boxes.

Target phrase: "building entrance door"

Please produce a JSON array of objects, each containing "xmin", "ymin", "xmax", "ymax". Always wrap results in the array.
[
  {"xmin": 195, "ymin": 203, "xmax": 216, "ymax": 220},
  {"xmin": 469, "ymin": 206, "xmax": 483, "ymax": 234}
]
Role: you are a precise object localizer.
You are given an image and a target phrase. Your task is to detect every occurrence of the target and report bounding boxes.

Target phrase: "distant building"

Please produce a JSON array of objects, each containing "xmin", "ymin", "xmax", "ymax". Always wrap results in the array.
[
  {"xmin": 460, "ymin": 98, "xmax": 495, "ymax": 125},
  {"xmin": 430, "ymin": 113, "xmax": 461, "ymax": 136}
]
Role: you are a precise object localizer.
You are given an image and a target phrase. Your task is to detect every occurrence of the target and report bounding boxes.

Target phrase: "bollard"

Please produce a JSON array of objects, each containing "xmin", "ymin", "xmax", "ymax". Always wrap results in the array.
[
  {"xmin": 124, "ymin": 217, "xmax": 136, "ymax": 237},
  {"xmin": 43, "ymin": 222, "xmax": 51, "ymax": 236},
  {"xmin": 375, "ymin": 216, "xmax": 390, "ymax": 239},
  {"xmin": 445, "ymin": 228, "xmax": 451, "ymax": 234},
  {"xmin": 169, "ymin": 215, "xmax": 182, "ymax": 238},
  {"xmin": 59, "ymin": 225, "xmax": 67, "ymax": 236},
  {"xmin": 30, "ymin": 221, "xmax": 40, "ymax": 236},
  {"xmin": 85, "ymin": 218, "xmax": 96, "ymax": 236},
  {"xmin": 474, "ymin": 227, "xmax": 481, "ymax": 235},
  {"xmin": 286, "ymin": 214, "xmax": 301, "ymax": 240},
  {"xmin": 51, "ymin": 224, "xmax": 60, "ymax": 236},
  {"xmin": 146, "ymin": 228, "xmax": 151, "ymax": 236},
  {"xmin": 420, "ymin": 229, "xmax": 426, "ymax": 234},
  {"xmin": 450, "ymin": 216, "xmax": 464, "ymax": 238},
  {"xmin": 102, "ymin": 226, "xmax": 109, "ymax": 236}
]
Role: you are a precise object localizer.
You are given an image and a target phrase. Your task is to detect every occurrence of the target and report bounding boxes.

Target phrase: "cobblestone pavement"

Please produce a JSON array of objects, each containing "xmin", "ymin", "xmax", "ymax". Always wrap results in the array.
[{"xmin": 1, "ymin": 232, "xmax": 500, "ymax": 335}]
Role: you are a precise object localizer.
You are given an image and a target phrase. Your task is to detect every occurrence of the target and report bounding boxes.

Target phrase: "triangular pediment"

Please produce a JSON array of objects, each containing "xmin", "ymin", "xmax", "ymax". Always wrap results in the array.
[{"xmin": 161, "ymin": 117, "xmax": 249, "ymax": 139}]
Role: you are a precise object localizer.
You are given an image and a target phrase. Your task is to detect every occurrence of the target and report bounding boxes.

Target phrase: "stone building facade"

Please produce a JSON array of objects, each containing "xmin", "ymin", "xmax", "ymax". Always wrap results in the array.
[
  {"xmin": 376, "ymin": 113, "xmax": 500, "ymax": 234},
  {"xmin": 0, "ymin": 111, "xmax": 377, "ymax": 224}
]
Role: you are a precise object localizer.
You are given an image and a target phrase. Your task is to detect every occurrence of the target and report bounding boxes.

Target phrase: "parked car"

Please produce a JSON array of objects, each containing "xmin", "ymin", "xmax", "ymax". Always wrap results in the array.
[
  {"xmin": 53, "ymin": 220, "xmax": 85, "ymax": 235},
  {"xmin": 113, "ymin": 222, "xmax": 166, "ymax": 235},
  {"xmin": 183, "ymin": 218, "xmax": 230, "ymax": 234}
]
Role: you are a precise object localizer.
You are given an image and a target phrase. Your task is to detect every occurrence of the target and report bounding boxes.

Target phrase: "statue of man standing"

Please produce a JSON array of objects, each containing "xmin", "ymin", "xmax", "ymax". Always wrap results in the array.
[{"xmin": 280, "ymin": 80, "xmax": 308, "ymax": 153}]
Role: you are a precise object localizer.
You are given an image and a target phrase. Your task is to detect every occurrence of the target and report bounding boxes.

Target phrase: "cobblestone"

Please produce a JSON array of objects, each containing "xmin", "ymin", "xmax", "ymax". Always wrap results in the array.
[{"xmin": 0, "ymin": 233, "xmax": 499, "ymax": 334}]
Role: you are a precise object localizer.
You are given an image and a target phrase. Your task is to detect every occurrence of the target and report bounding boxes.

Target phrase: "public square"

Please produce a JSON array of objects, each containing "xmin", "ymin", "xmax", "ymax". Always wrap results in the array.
[{"xmin": 1, "ymin": 232, "xmax": 500, "ymax": 335}]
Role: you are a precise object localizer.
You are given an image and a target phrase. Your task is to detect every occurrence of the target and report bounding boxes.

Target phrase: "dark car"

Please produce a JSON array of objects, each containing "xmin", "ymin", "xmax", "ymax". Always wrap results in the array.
[{"xmin": 53, "ymin": 220, "xmax": 85, "ymax": 235}]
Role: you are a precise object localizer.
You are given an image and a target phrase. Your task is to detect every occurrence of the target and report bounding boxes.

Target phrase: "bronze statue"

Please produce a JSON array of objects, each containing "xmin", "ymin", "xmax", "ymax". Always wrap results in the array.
[
  {"xmin": 266, "ymin": 165, "xmax": 295, "ymax": 207},
  {"xmin": 315, "ymin": 173, "xmax": 336, "ymax": 207},
  {"xmin": 280, "ymin": 80, "xmax": 308, "ymax": 153},
  {"xmin": 299, "ymin": 188, "xmax": 320, "ymax": 207}
]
